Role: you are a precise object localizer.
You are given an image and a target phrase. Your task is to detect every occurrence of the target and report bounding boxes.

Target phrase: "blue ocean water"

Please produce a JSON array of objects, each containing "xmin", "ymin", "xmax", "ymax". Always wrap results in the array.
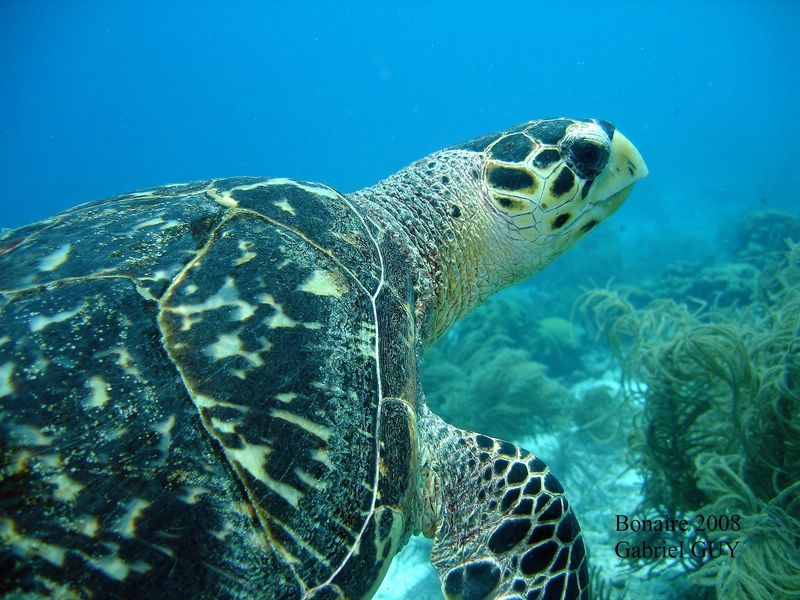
[
  {"xmin": 2, "ymin": 2, "xmax": 799, "ymax": 598},
  {"xmin": 2, "ymin": 1, "xmax": 798, "ymax": 238}
]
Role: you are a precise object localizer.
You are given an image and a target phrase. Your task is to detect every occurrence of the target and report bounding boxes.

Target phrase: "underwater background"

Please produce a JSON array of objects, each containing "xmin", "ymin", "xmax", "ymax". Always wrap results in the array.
[{"xmin": 2, "ymin": 1, "xmax": 798, "ymax": 598}]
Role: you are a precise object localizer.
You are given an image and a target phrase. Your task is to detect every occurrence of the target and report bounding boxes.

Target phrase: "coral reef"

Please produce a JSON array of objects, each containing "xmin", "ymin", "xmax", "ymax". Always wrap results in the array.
[
  {"xmin": 421, "ymin": 295, "xmax": 585, "ymax": 441},
  {"xmin": 580, "ymin": 238, "xmax": 800, "ymax": 599},
  {"xmin": 422, "ymin": 343, "xmax": 571, "ymax": 441},
  {"xmin": 571, "ymin": 386, "xmax": 628, "ymax": 447},
  {"xmin": 408, "ymin": 209, "xmax": 800, "ymax": 599},
  {"xmin": 728, "ymin": 209, "xmax": 800, "ymax": 267},
  {"xmin": 650, "ymin": 261, "xmax": 759, "ymax": 309}
]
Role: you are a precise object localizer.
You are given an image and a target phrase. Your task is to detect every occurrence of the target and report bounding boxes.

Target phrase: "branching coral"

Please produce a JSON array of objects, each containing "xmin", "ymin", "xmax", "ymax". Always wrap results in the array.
[
  {"xmin": 730, "ymin": 210, "xmax": 800, "ymax": 268},
  {"xmin": 420, "ymin": 294, "xmax": 585, "ymax": 440},
  {"xmin": 572, "ymin": 386, "xmax": 628, "ymax": 447},
  {"xmin": 688, "ymin": 455, "xmax": 800, "ymax": 599},
  {"xmin": 580, "ymin": 237, "xmax": 800, "ymax": 598},
  {"xmin": 652, "ymin": 261, "xmax": 759, "ymax": 309},
  {"xmin": 422, "ymin": 345, "xmax": 571, "ymax": 441}
]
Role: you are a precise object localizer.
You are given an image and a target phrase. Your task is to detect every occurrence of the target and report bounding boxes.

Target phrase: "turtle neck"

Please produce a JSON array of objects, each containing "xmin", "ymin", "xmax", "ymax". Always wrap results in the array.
[{"xmin": 348, "ymin": 150, "xmax": 517, "ymax": 347}]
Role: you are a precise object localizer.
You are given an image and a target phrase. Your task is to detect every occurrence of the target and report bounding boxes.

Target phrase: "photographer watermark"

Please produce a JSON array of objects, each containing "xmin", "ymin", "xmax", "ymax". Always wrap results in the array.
[{"xmin": 613, "ymin": 513, "xmax": 741, "ymax": 560}]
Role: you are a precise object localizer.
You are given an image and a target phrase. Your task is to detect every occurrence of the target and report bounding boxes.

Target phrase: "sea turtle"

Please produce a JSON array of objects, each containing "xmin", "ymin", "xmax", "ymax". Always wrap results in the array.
[{"xmin": 0, "ymin": 118, "xmax": 646, "ymax": 599}]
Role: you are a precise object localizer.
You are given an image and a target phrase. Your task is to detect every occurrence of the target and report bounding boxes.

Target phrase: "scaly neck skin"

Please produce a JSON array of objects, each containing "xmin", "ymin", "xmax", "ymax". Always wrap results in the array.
[{"xmin": 348, "ymin": 151, "xmax": 520, "ymax": 347}]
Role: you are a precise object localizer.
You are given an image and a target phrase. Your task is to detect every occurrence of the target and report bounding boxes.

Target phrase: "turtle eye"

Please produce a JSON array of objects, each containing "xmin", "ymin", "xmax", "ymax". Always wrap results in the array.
[
  {"xmin": 575, "ymin": 142, "xmax": 601, "ymax": 167},
  {"xmin": 562, "ymin": 137, "xmax": 610, "ymax": 180},
  {"xmin": 568, "ymin": 140, "xmax": 608, "ymax": 178}
]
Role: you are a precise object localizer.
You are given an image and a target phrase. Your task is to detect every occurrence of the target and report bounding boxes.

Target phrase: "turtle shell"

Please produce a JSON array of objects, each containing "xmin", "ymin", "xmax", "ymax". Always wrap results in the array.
[{"xmin": 0, "ymin": 177, "xmax": 419, "ymax": 598}]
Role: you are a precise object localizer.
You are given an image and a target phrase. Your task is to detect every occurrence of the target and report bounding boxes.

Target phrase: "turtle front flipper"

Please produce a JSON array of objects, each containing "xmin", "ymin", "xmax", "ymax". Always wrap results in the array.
[{"xmin": 419, "ymin": 408, "xmax": 589, "ymax": 599}]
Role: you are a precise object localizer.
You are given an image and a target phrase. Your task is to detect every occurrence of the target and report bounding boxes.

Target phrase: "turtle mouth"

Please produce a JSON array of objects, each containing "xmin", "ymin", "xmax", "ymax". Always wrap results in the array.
[
  {"xmin": 590, "ymin": 131, "xmax": 648, "ymax": 208},
  {"xmin": 601, "ymin": 182, "xmax": 636, "ymax": 214},
  {"xmin": 569, "ymin": 183, "xmax": 637, "ymax": 242}
]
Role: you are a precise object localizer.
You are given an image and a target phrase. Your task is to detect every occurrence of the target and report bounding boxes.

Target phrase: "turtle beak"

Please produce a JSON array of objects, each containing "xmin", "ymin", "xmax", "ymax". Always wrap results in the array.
[{"xmin": 591, "ymin": 130, "xmax": 648, "ymax": 214}]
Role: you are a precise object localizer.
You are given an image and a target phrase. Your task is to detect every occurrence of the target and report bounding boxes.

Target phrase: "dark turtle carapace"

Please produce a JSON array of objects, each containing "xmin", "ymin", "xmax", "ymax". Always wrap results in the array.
[{"xmin": 0, "ymin": 118, "xmax": 646, "ymax": 599}]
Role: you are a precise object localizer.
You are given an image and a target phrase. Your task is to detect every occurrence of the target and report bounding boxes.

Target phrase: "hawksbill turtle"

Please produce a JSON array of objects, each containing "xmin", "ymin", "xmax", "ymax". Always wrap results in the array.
[{"xmin": 0, "ymin": 118, "xmax": 646, "ymax": 599}]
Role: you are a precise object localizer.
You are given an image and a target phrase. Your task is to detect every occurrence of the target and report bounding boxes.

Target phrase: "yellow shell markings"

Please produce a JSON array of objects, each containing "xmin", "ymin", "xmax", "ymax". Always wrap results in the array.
[
  {"xmin": 181, "ymin": 300, "xmax": 311, "ymax": 513},
  {"xmin": 273, "ymin": 197, "xmax": 297, "ymax": 216},
  {"xmin": 275, "ymin": 392, "xmax": 298, "ymax": 404},
  {"xmin": 132, "ymin": 216, "xmax": 181, "ymax": 231},
  {"xmin": 2, "ymin": 180, "xmax": 372, "ymax": 592},
  {"xmin": 355, "ymin": 321, "xmax": 377, "ymax": 357},
  {"xmin": 96, "ymin": 347, "xmax": 142, "ymax": 378},
  {"xmin": 154, "ymin": 414, "xmax": 176, "ymax": 464},
  {"xmin": 0, "ymin": 271, "xmax": 169, "ymax": 304},
  {"xmin": 1, "ymin": 197, "xmax": 191, "ymax": 299},
  {"xmin": 258, "ymin": 293, "xmax": 321, "ymax": 329},
  {"xmin": 165, "ymin": 276, "xmax": 322, "ymax": 332},
  {"xmin": 29, "ymin": 302, "xmax": 86, "ymax": 333},
  {"xmin": 119, "ymin": 189, "xmax": 159, "ymax": 200},
  {"xmin": 10, "ymin": 424, "xmax": 54, "ymax": 446},
  {"xmin": 309, "ymin": 172, "xmax": 388, "ymax": 596},
  {"xmin": 0, "ymin": 517, "xmax": 68, "ymax": 567},
  {"xmin": 84, "ymin": 375, "xmax": 110, "ymax": 408},
  {"xmin": 270, "ymin": 409, "xmax": 332, "ymax": 442},
  {"xmin": 165, "ymin": 276, "xmax": 257, "ymax": 331},
  {"xmin": 0, "ymin": 213, "xmax": 68, "ymax": 271},
  {"xmin": 209, "ymin": 518, "xmax": 235, "ymax": 542},
  {"xmin": 39, "ymin": 453, "xmax": 85, "ymax": 502},
  {"xmin": 363, "ymin": 506, "xmax": 407, "ymax": 599},
  {"xmin": 132, "ymin": 216, "xmax": 166, "ymax": 229},
  {"xmin": 79, "ymin": 542, "xmax": 150, "ymax": 581},
  {"xmin": 330, "ymin": 230, "xmax": 363, "ymax": 247},
  {"xmin": 234, "ymin": 240, "xmax": 257, "ymax": 266},
  {"xmin": 224, "ymin": 442, "xmax": 271, "ymax": 482},
  {"xmin": 210, "ymin": 416, "xmax": 240, "ymax": 434},
  {"xmin": 139, "ymin": 266, "xmax": 183, "ymax": 284},
  {"xmin": 256, "ymin": 177, "xmax": 341, "ymax": 201},
  {"xmin": 311, "ymin": 448, "xmax": 333, "ymax": 469},
  {"xmin": 204, "ymin": 331, "xmax": 271, "ymax": 367},
  {"xmin": 37, "ymin": 243, "xmax": 72, "ymax": 272},
  {"xmin": 77, "ymin": 515, "xmax": 100, "ymax": 538},
  {"xmin": 297, "ymin": 269, "xmax": 350, "ymax": 298},
  {"xmin": 225, "ymin": 441, "xmax": 306, "ymax": 509},
  {"xmin": 204, "ymin": 177, "xmax": 381, "ymax": 300},
  {"xmin": 193, "ymin": 392, "xmax": 250, "ymax": 413},
  {"xmin": 151, "ymin": 177, "xmax": 386, "ymax": 591},
  {"xmin": 263, "ymin": 218, "xmax": 374, "ymax": 295},
  {"xmin": 293, "ymin": 467, "xmax": 326, "ymax": 491},
  {"xmin": 179, "ymin": 486, "xmax": 212, "ymax": 505},
  {"xmin": 266, "ymin": 512, "xmax": 332, "ymax": 567},
  {"xmin": 8, "ymin": 450, "xmax": 32, "ymax": 476},
  {"xmin": 202, "ymin": 183, "xmax": 240, "ymax": 208},
  {"xmin": 0, "ymin": 361, "xmax": 15, "ymax": 397},
  {"xmin": 115, "ymin": 498, "xmax": 151, "ymax": 539},
  {"xmin": 203, "ymin": 179, "xmax": 339, "ymax": 211}
]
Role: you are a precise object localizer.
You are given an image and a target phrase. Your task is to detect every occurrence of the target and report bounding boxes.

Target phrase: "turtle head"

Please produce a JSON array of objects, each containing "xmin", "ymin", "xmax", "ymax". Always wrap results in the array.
[
  {"xmin": 461, "ymin": 118, "xmax": 647, "ymax": 266},
  {"xmin": 349, "ymin": 117, "xmax": 646, "ymax": 345}
]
